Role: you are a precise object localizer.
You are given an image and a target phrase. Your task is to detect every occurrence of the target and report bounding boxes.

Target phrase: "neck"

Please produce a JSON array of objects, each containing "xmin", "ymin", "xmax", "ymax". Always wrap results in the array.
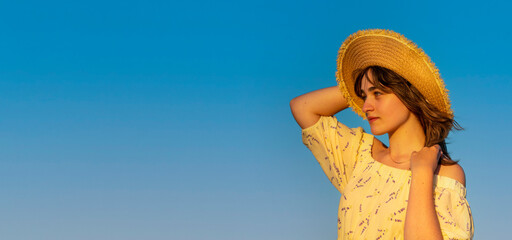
[{"xmin": 387, "ymin": 114, "xmax": 425, "ymax": 165}]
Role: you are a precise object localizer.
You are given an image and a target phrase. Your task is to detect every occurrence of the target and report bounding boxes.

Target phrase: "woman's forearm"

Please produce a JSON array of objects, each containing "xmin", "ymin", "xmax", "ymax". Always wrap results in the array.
[
  {"xmin": 290, "ymin": 86, "xmax": 349, "ymax": 129},
  {"xmin": 404, "ymin": 169, "xmax": 443, "ymax": 240}
]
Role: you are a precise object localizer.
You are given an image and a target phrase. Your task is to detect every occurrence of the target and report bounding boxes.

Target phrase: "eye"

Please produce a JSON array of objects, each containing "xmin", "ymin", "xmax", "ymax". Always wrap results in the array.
[{"xmin": 374, "ymin": 91, "xmax": 382, "ymax": 97}]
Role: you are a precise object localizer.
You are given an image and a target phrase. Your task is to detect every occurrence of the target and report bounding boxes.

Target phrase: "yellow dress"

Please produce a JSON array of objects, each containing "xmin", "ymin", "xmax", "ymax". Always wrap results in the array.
[{"xmin": 302, "ymin": 116, "xmax": 474, "ymax": 240}]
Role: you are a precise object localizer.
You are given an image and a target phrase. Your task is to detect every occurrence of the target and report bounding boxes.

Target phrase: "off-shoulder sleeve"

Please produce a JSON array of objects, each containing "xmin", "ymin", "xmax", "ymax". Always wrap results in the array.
[
  {"xmin": 301, "ymin": 115, "xmax": 364, "ymax": 193},
  {"xmin": 434, "ymin": 179, "xmax": 475, "ymax": 240}
]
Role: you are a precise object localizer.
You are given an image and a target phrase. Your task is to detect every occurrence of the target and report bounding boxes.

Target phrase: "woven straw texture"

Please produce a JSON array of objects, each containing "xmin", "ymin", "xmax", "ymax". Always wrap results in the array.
[{"xmin": 335, "ymin": 29, "xmax": 452, "ymax": 119}]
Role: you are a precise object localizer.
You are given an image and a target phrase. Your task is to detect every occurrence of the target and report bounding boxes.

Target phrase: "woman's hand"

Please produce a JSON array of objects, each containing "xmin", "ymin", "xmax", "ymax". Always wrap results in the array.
[{"xmin": 409, "ymin": 145, "xmax": 442, "ymax": 173}]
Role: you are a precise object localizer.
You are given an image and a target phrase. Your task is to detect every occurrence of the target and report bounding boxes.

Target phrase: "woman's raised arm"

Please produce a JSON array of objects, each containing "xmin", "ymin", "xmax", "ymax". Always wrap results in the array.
[{"xmin": 290, "ymin": 86, "xmax": 350, "ymax": 129}]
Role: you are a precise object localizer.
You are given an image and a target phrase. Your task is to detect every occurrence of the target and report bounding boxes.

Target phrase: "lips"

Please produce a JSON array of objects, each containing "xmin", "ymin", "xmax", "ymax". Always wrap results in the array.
[{"xmin": 368, "ymin": 117, "xmax": 378, "ymax": 123}]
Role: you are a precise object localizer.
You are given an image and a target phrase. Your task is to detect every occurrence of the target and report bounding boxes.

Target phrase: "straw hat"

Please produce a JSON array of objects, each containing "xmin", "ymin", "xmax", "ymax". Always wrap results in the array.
[{"xmin": 335, "ymin": 29, "xmax": 452, "ymax": 119}]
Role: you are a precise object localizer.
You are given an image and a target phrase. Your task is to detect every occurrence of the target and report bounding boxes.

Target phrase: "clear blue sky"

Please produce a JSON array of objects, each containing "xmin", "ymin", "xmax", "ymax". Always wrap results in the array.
[{"xmin": 0, "ymin": 0, "xmax": 510, "ymax": 239}]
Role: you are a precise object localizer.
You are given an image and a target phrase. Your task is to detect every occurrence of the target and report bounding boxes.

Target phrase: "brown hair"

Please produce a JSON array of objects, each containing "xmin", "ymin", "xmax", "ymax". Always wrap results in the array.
[{"xmin": 353, "ymin": 66, "xmax": 462, "ymax": 166}]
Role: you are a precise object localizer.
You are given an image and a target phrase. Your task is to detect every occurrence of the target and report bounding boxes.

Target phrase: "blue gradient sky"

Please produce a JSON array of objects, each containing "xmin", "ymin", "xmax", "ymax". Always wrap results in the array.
[{"xmin": 0, "ymin": 0, "xmax": 510, "ymax": 239}]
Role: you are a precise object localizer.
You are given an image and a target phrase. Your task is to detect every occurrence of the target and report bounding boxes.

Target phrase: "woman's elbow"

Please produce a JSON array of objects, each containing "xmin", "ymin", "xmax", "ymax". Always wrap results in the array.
[{"xmin": 290, "ymin": 96, "xmax": 308, "ymax": 116}]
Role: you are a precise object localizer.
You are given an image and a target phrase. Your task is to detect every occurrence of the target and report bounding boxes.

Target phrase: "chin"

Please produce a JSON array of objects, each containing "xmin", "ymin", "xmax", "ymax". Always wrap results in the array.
[
  {"xmin": 369, "ymin": 127, "xmax": 389, "ymax": 136},
  {"xmin": 371, "ymin": 130, "xmax": 387, "ymax": 136}
]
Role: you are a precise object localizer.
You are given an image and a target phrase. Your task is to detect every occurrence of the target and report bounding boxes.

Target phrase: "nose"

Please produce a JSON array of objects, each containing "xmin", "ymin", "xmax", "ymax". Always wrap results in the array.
[{"xmin": 362, "ymin": 98, "xmax": 374, "ymax": 113}]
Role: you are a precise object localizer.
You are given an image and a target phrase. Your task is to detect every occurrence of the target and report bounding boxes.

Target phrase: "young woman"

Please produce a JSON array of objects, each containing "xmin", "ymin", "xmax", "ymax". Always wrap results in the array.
[{"xmin": 290, "ymin": 30, "xmax": 474, "ymax": 239}]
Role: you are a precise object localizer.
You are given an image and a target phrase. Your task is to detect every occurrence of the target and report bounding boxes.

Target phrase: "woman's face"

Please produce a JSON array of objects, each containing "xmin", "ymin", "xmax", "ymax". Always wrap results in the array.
[{"xmin": 360, "ymin": 70, "xmax": 413, "ymax": 136}]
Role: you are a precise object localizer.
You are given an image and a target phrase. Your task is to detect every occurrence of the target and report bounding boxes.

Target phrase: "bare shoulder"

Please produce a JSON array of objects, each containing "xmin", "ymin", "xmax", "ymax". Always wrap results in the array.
[{"xmin": 438, "ymin": 163, "xmax": 466, "ymax": 187}]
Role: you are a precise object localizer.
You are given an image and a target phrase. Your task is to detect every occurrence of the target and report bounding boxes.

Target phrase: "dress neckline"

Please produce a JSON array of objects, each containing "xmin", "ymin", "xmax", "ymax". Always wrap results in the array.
[{"xmin": 363, "ymin": 133, "xmax": 467, "ymax": 194}]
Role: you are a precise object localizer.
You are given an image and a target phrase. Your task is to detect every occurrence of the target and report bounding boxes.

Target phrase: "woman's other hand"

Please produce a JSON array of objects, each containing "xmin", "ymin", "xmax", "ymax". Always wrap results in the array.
[{"xmin": 409, "ymin": 145, "xmax": 442, "ymax": 173}]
